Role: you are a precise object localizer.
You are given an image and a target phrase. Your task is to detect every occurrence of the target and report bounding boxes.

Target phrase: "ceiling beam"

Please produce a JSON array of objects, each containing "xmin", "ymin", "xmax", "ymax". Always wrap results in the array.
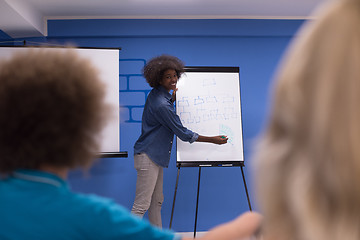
[{"xmin": 0, "ymin": 0, "xmax": 45, "ymax": 38}]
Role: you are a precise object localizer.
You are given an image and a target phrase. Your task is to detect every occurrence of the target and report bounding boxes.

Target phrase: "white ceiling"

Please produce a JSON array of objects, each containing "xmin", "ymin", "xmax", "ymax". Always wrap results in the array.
[{"xmin": 0, "ymin": 0, "xmax": 330, "ymax": 38}]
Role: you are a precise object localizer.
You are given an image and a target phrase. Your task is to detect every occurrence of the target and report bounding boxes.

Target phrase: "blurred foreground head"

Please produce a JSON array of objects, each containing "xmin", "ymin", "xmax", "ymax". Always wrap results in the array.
[
  {"xmin": 255, "ymin": 0, "xmax": 360, "ymax": 240},
  {"xmin": 0, "ymin": 49, "xmax": 109, "ymax": 173}
]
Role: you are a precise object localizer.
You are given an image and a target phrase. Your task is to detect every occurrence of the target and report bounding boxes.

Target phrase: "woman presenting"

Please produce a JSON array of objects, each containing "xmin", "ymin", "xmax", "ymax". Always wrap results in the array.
[{"xmin": 132, "ymin": 55, "xmax": 228, "ymax": 227}]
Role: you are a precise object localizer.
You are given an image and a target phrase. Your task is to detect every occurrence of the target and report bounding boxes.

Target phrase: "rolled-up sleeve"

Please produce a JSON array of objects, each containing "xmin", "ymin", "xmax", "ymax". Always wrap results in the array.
[{"xmin": 190, "ymin": 132, "xmax": 199, "ymax": 143}]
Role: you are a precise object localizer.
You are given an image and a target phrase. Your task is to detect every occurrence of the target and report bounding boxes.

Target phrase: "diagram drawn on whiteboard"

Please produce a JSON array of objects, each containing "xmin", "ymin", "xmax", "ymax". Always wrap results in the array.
[{"xmin": 178, "ymin": 94, "xmax": 239, "ymax": 145}]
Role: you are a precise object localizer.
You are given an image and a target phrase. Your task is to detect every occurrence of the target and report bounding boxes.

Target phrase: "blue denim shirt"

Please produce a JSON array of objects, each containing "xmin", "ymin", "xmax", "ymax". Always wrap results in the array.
[{"xmin": 134, "ymin": 86, "xmax": 198, "ymax": 167}]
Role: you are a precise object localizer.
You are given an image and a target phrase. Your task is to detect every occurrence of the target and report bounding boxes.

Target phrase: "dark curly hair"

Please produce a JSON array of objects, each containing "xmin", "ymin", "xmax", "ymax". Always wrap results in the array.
[
  {"xmin": 143, "ymin": 55, "xmax": 185, "ymax": 88},
  {"xmin": 0, "ymin": 49, "xmax": 109, "ymax": 173}
]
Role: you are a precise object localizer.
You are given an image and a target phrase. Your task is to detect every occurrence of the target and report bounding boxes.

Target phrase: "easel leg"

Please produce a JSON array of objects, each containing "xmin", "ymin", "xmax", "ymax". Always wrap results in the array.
[
  {"xmin": 169, "ymin": 166, "xmax": 181, "ymax": 229},
  {"xmin": 194, "ymin": 166, "xmax": 202, "ymax": 238},
  {"xmin": 240, "ymin": 165, "xmax": 252, "ymax": 211}
]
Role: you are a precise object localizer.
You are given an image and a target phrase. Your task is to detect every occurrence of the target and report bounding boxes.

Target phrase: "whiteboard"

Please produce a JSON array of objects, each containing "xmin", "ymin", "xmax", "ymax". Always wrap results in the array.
[
  {"xmin": 0, "ymin": 47, "xmax": 120, "ymax": 153},
  {"xmin": 176, "ymin": 67, "xmax": 244, "ymax": 166}
]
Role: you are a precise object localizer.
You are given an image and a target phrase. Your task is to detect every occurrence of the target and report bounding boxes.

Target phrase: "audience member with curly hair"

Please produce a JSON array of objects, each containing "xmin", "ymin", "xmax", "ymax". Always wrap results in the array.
[
  {"xmin": 132, "ymin": 55, "xmax": 228, "ymax": 227},
  {"xmin": 0, "ymin": 49, "xmax": 262, "ymax": 240}
]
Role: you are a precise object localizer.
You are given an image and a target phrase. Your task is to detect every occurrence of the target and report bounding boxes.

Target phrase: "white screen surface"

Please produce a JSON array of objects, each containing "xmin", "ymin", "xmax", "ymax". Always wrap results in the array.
[
  {"xmin": 0, "ymin": 47, "xmax": 120, "ymax": 153},
  {"xmin": 176, "ymin": 69, "xmax": 244, "ymax": 164}
]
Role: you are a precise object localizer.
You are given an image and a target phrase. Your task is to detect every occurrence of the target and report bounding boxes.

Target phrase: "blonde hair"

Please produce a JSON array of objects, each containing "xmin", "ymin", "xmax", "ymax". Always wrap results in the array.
[
  {"xmin": 254, "ymin": 0, "xmax": 360, "ymax": 239},
  {"xmin": 0, "ymin": 49, "xmax": 109, "ymax": 173}
]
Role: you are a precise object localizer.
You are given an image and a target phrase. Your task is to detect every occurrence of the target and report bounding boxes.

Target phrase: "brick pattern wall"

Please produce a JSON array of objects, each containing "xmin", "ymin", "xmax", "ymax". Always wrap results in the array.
[{"xmin": 119, "ymin": 58, "xmax": 150, "ymax": 123}]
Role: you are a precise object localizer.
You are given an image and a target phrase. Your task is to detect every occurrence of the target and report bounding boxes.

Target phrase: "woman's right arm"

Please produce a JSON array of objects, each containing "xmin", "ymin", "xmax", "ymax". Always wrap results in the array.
[
  {"xmin": 155, "ymin": 105, "xmax": 227, "ymax": 145},
  {"xmin": 196, "ymin": 135, "xmax": 228, "ymax": 145}
]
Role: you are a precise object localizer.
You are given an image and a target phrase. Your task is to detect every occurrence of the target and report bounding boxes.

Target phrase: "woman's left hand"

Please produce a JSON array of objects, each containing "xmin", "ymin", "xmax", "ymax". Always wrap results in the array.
[{"xmin": 171, "ymin": 88, "xmax": 178, "ymax": 103}]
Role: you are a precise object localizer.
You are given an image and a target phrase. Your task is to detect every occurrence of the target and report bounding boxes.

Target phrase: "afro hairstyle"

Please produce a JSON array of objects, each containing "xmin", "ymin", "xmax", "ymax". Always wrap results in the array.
[{"xmin": 142, "ymin": 55, "xmax": 185, "ymax": 88}]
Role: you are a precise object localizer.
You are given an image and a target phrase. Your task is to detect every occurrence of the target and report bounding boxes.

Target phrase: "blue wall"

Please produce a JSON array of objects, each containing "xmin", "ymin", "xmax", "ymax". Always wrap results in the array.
[
  {"xmin": 0, "ymin": 30, "xmax": 13, "ymax": 45},
  {"xmin": 12, "ymin": 19, "xmax": 304, "ymax": 232}
]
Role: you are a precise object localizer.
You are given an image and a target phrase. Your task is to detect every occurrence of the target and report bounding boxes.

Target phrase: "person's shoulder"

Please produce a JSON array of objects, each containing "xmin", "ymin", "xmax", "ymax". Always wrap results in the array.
[
  {"xmin": 148, "ymin": 88, "xmax": 170, "ymax": 107},
  {"xmin": 66, "ymin": 191, "xmax": 128, "ymax": 216}
]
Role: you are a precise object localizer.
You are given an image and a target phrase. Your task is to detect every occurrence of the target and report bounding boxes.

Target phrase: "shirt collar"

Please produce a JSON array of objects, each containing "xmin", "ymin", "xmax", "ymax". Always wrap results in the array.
[{"xmin": 12, "ymin": 169, "xmax": 68, "ymax": 188}]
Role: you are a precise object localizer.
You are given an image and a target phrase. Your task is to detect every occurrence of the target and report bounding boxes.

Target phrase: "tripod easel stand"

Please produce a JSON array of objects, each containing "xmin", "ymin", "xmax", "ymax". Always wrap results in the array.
[{"xmin": 169, "ymin": 161, "xmax": 252, "ymax": 238}]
